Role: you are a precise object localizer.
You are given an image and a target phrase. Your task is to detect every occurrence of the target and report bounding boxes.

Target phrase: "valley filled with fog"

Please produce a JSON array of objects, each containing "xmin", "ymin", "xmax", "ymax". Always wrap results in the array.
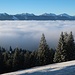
[{"xmin": 0, "ymin": 21, "xmax": 75, "ymax": 50}]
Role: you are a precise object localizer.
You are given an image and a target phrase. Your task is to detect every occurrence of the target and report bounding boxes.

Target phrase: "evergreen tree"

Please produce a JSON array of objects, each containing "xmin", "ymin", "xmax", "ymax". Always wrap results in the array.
[
  {"xmin": 30, "ymin": 50, "xmax": 38, "ymax": 67},
  {"xmin": 9, "ymin": 46, "xmax": 12, "ymax": 54},
  {"xmin": 49, "ymin": 48, "xmax": 55, "ymax": 63},
  {"xmin": 65, "ymin": 31, "xmax": 75, "ymax": 60},
  {"xmin": 6, "ymin": 58, "xmax": 12, "ymax": 71},
  {"xmin": 54, "ymin": 31, "xmax": 75, "ymax": 63},
  {"xmin": 19, "ymin": 50, "xmax": 24, "ymax": 69},
  {"xmin": 37, "ymin": 34, "xmax": 51, "ymax": 65},
  {"xmin": 3, "ymin": 51, "xmax": 9, "ymax": 65},
  {"xmin": 54, "ymin": 32, "xmax": 67, "ymax": 62},
  {"xmin": 0, "ymin": 49, "xmax": 4, "ymax": 73},
  {"xmin": 12, "ymin": 48, "xmax": 20, "ymax": 70},
  {"xmin": 24, "ymin": 51, "xmax": 31, "ymax": 68}
]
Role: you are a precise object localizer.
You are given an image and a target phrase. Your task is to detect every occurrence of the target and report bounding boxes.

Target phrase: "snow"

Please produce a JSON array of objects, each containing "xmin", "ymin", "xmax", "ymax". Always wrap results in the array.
[
  {"xmin": 59, "ymin": 13, "xmax": 70, "ymax": 17},
  {"xmin": 12, "ymin": 16, "xmax": 18, "ymax": 20},
  {"xmin": 41, "ymin": 13, "xmax": 56, "ymax": 16},
  {"xmin": 2, "ymin": 60, "xmax": 75, "ymax": 75}
]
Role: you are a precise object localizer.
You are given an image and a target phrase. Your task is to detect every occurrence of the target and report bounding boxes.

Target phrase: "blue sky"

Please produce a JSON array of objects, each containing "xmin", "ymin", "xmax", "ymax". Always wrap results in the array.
[{"xmin": 0, "ymin": 0, "xmax": 75, "ymax": 15}]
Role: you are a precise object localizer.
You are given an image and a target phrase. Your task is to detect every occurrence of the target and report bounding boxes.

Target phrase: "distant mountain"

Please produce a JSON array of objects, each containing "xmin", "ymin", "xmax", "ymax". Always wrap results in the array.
[
  {"xmin": 0, "ymin": 13, "xmax": 75, "ymax": 20},
  {"xmin": 12, "ymin": 16, "xmax": 18, "ymax": 20},
  {"xmin": 41, "ymin": 13, "xmax": 56, "ymax": 16},
  {"xmin": 58, "ymin": 13, "xmax": 70, "ymax": 17},
  {"xmin": 16, "ymin": 13, "xmax": 35, "ymax": 16}
]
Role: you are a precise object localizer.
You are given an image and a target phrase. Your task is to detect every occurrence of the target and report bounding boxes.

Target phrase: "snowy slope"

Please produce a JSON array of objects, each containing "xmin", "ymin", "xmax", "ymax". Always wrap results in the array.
[
  {"xmin": 12, "ymin": 16, "xmax": 18, "ymax": 20},
  {"xmin": 2, "ymin": 60, "xmax": 75, "ymax": 75}
]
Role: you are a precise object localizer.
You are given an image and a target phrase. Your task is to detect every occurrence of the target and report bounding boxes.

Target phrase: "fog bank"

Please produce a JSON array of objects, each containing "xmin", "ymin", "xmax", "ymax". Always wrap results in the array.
[{"xmin": 0, "ymin": 21, "xmax": 75, "ymax": 50}]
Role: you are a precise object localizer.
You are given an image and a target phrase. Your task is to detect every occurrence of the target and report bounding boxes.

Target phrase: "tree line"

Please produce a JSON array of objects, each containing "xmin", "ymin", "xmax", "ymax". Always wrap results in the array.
[{"xmin": 0, "ymin": 31, "xmax": 75, "ymax": 74}]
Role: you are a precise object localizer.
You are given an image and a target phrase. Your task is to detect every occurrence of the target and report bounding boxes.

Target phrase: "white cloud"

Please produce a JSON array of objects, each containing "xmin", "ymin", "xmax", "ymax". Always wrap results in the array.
[{"xmin": 0, "ymin": 21, "xmax": 75, "ymax": 50}]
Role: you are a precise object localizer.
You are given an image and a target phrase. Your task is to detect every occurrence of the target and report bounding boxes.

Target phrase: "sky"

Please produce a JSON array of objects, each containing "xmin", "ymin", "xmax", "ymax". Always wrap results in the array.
[{"xmin": 0, "ymin": 0, "xmax": 75, "ymax": 15}]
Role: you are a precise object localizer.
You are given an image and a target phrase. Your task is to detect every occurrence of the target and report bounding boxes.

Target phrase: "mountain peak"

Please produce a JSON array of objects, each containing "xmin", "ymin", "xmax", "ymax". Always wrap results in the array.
[
  {"xmin": 59, "ymin": 13, "xmax": 70, "ymax": 17},
  {"xmin": 41, "ymin": 13, "xmax": 56, "ymax": 16},
  {"xmin": 0, "ymin": 13, "xmax": 8, "ymax": 16}
]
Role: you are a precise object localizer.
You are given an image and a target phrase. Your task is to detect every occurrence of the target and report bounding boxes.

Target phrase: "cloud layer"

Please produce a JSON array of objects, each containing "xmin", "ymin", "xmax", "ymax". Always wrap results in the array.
[{"xmin": 0, "ymin": 21, "xmax": 75, "ymax": 50}]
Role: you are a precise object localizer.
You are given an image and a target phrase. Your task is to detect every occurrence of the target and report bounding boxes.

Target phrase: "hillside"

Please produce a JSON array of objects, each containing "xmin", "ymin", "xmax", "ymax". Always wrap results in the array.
[{"xmin": 2, "ymin": 60, "xmax": 75, "ymax": 75}]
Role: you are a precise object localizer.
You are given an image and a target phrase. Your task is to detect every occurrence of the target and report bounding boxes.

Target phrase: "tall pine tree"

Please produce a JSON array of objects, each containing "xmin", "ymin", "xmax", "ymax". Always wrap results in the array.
[
  {"xmin": 37, "ymin": 34, "xmax": 51, "ymax": 65},
  {"xmin": 12, "ymin": 48, "xmax": 20, "ymax": 70},
  {"xmin": 65, "ymin": 31, "xmax": 75, "ymax": 60},
  {"xmin": 54, "ymin": 32, "xmax": 67, "ymax": 62},
  {"xmin": 54, "ymin": 31, "xmax": 75, "ymax": 63}
]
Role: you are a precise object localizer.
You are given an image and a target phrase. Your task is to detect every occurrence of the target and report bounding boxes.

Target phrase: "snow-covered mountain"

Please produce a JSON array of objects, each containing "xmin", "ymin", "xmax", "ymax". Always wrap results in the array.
[
  {"xmin": 0, "ymin": 13, "xmax": 75, "ymax": 20},
  {"xmin": 59, "ymin": 13, "xmax": 70, "ymax": 17},
  {"xmin": 2, "ymin": 60, "xmax": 75, "ymax": 75},
  {"xmin": 0, "ymin": 13, "xmax": 8, "ymax": 16},
  {"xmin": 12, "ymin": 16, "xmax": 18, "ymax": 20},
  {"xmin": 16, "ymin": 13, "xmax": 35, "ymax": 16},
  {"xmin": 41, "ymin": 13, "xmax": 56, "ymax": 16}
]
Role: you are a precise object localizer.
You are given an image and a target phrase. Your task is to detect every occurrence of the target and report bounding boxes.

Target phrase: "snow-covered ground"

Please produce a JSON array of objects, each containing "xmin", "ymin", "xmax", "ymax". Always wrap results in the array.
[{"xmin": 2, "ymin": 60, "xmax": 75, "ymax": 75}]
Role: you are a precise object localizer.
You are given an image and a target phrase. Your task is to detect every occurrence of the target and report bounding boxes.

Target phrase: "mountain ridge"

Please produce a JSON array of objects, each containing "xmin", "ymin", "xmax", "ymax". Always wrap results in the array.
[{"xmin": 0, "ymin": 13, "xmax": 75, "ymax": 20}]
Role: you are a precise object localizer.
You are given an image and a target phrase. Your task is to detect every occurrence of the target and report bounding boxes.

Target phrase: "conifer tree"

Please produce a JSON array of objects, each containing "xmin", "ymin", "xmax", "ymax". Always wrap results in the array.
[
  {"xmin": 12, "ymin": 48, "xmax": 20, "ymax": 70},
  {"xmin": 65, "ymin": 31, "xmax": 75, "ymax": 60},
  {"xmin": 37, "ymin": 34, "xmax": 51, "ymax": 65},
  {"xmin": 54, "ymin": 31, "xmax": 75, "ymax": 63},
  {"xmin": 9, "ymin": 46, "xmax": 12, "ymax": 54},
  {"xmin": 54, "ymin": 32, "xmax": 67, "ymax": 62},
  {"xmin": 24, "ymin": 51, "xmax": 31, "ymax": 68},
  {"xmin": 0, "ymin": 49, "xmax": 4, "ymax": 73},
  {"xmin": 3, "ymin": 51, "xmax": 9, "ymax": 64}
]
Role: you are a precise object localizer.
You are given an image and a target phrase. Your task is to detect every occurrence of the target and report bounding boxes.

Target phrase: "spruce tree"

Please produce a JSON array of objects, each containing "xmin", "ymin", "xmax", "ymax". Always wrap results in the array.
[
  {"xmin": 54, "ymin": 32, "xmax": 67, "ymax": 62},
  {"xmin": 12, "ymin": 48, "xmax": 20, "ymax": 70},
  {"xmin": 54, "ymin": 31, "xmax": 75, "ymax": 63},
  {"xmin": 37, "ymin": 34, "xmax": 51, "ymax": 65},
  {"xmin": 9, "ymin": 46, "xmax": 12, "ymax": 54},
  {"xmin": 0, "ymin": 49, "xmax": 4, "ymax": 73},
  {"xmin": 3, "ymin": 51, "xmax": 9, "ymax": 65},
  {"xmin": 65, "ymin": 31, "xmax": 75, "ymax": 60},
  {"xmin": 24, "ymin": 51, "xmax": 31, "ymax": 68},
  {"xmin": 30, "ymin": 51, "xmax": 38, "ymax": 67}
]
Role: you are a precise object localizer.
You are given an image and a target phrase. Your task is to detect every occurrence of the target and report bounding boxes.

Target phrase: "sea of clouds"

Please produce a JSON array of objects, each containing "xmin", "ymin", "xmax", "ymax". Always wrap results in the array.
[{"xmin": 0, "ymin": 20, "xmax": 75, "ymax": 50}]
